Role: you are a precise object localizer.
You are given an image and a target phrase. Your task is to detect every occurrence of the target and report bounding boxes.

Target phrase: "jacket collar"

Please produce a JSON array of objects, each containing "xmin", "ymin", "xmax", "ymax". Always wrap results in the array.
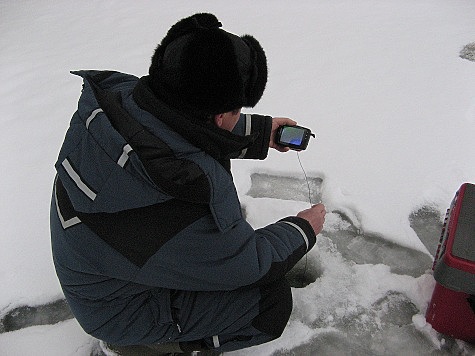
[{"xmin": 133, "ymin": 76, "xmax": 257, "ymax": 170}]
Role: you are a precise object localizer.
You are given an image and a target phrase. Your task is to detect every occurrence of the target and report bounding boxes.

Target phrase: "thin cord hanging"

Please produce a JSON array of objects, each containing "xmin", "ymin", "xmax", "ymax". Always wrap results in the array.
[
  {"xmin": 297, "ymin": 151, "xmax": 313, "ymax": 207},
  {"xmin": 296, "ymin": 151, "xmax": 312, "ymax": 285}
]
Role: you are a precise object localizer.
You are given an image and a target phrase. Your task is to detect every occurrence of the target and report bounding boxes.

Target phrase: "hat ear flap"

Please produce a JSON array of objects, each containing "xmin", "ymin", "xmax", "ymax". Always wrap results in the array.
[{"xmin": 241, "ymin": 35, "xmax": 268, "ymax": 107}]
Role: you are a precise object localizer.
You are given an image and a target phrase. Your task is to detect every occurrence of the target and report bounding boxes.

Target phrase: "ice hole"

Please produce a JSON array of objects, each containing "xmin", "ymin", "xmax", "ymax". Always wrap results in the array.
[
  {"xmin": 286, "ymin": 257, "xmax": 323, "ymax": 288},
  {"xmin": 247, "ymin": 173, "xmax": 322, "ymax": 204}
]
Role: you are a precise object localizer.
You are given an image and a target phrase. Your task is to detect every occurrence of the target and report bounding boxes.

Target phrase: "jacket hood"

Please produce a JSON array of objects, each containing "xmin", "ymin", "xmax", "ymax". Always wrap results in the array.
[{"xmin": 55, "ymin": 70, "xmax": 244, "ymax": 232}]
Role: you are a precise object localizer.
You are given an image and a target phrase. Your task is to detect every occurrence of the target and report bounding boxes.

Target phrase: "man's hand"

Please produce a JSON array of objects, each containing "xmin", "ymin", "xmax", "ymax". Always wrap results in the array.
[
  {"xmin": 297, "ymin": 203, "xmax": 326, "ymax": 235},
  {"xmin": 270, "ymin": 117, "xmax": 297, "ymax": 152}
]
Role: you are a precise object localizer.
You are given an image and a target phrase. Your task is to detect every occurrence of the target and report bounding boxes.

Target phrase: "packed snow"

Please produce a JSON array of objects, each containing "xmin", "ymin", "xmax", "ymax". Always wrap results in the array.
[{"xmin": 1, "ymin": 1, "xmax": 474, "ymax": 355}]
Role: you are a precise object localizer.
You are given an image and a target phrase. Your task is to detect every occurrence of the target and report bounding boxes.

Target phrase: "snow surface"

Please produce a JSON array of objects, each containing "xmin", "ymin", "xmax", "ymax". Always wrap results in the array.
[{"xmin": 1, "ymin": 0, "xmax": 474, "ymax": 355}]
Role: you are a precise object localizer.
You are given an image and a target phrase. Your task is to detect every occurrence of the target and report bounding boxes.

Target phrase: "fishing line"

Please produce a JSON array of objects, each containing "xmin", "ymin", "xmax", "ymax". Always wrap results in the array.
[
  {"xmin": 297, "ymin": 151, "xmax": 313, "ymax": 208},
  {"xmin": 296, "ymin": 151, "xmax": 312, "ymax": 285}
]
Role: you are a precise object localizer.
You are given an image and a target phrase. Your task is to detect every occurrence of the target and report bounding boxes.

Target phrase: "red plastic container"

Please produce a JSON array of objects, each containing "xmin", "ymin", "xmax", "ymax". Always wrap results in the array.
[
  {"xmin": 425, "ymin": 183, "xmax": 475, "ymax": 343},
  {"xmin": 426, "ymin": 283, "xmax": 475, "ymax": 343}
]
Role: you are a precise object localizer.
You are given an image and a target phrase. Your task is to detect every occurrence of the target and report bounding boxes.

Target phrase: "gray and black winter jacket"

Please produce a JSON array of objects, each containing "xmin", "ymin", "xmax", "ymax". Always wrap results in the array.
[{"xmin": 50, "ymin": 70, "xmax": 316, "ymax": 345}]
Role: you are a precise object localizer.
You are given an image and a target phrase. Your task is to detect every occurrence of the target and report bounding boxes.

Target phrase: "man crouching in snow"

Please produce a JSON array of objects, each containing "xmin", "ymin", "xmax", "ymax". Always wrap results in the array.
[{"xmin": 50, "ymin": 13, "xmax": 326, "ymax": 355}]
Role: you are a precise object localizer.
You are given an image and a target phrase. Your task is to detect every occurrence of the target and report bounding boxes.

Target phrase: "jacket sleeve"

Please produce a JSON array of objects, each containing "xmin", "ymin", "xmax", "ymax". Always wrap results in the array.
[
  {"xmin": 242, "ymin": 216, "xmax": 317, "ymax": 289},
  {"xmin": 232, "ymin": 113, "xmax": 272, "ymax": 160},
  {"xmin": 134, "ymin": 214, "xmax": 317, "ymax": 291}
]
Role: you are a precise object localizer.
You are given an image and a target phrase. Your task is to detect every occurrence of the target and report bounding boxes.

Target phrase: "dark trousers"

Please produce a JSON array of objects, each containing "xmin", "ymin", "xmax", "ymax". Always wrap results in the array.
[{"xmin": 106, "ymin": 278, "xmax": 293, "ymax": 354}]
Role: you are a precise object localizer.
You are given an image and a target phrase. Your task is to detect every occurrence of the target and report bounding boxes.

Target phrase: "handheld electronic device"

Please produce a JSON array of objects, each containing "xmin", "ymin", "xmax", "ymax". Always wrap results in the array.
[{"xmin": 275, "ymin": 125, "xmax": 315, "ymax": 150}]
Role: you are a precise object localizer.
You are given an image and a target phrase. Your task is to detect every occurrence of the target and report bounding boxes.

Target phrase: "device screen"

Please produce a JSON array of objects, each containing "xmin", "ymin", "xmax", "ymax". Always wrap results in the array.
[{"xmin": 279, "ymin": 126, "xmax": 305, "ymax": 145}]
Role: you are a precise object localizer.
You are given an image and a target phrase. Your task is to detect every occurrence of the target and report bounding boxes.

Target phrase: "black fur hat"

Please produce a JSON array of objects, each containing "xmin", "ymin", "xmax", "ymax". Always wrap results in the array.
[{"xmin": 149, "ymin": 13, "xmax": 267, "ymax": 118}]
